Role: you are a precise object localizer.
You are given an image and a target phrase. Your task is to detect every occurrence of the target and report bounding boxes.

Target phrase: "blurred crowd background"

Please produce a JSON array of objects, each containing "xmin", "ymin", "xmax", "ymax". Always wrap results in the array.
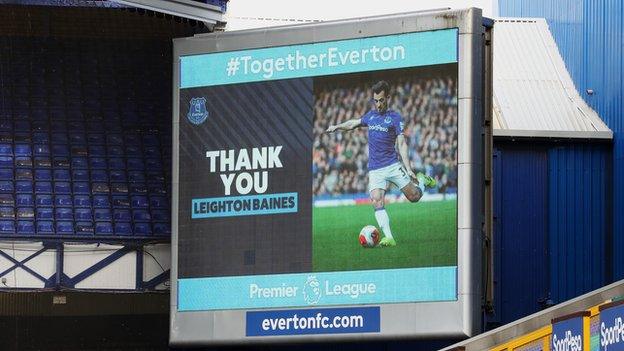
[{"xmin": 313, "ymin": 76, "xmax": 458, "ymax": 197}]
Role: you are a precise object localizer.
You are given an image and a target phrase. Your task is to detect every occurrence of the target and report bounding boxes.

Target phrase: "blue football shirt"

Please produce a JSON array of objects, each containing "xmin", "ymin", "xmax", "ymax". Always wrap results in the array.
[{"xmin": 360, "ymin": 110, "xmax": 404, "ymax": 171}]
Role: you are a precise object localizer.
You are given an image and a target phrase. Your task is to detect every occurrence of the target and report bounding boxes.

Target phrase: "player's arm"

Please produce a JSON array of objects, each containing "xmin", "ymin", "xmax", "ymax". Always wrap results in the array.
[
  {"xmin": 397, "ymin": 134, "xmax": 416, "ymax": 179},
  {"xmin": 325, "ymin": 118, "xmax": 362, "ymax": 133}
]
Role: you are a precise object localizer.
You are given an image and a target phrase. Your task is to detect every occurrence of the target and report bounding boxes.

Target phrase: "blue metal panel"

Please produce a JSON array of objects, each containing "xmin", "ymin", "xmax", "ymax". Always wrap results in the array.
[
  {"xmin": 548, "ymin": 144, "xmax": 610, "ymax": 303},
  {"xmin": 499, "ymin": 0, "xmax": 624, "ymax": 279},
  {"xmin": 493, "ymin": 145, "xmax": 549, "ymax": 324}
]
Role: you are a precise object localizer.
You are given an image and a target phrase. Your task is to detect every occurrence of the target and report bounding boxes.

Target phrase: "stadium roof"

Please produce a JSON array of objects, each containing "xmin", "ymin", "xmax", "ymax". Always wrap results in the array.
[{"xmin": 493, "ymin": 18, "xmax": 612, "ymax": 139}]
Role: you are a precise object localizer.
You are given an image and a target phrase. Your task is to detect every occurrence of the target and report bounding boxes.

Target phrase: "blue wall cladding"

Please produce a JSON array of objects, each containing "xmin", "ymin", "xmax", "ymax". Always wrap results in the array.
[
  {"xmin": 493, "ymin": 145, "xmax": 549, "ymax": 324},
  {"xmin": 499, "ymin": 0, "xmax": 624, "ymax": 278},
  {"xmin": 548, "ymin": 144, "xmax": 610, "ymax": 303}
]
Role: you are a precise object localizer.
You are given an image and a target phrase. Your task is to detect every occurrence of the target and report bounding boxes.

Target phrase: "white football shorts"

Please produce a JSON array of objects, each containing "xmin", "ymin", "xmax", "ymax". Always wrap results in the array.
[{"xmin": 368, "ymin": 162, "xmax": 411, "ymax": 192}]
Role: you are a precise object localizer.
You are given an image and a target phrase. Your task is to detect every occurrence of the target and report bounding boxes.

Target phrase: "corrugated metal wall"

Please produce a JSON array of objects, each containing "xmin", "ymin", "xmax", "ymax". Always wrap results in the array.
[
  {"xmin": 499, "ymin": 0, "xmax": 624, "ymax": 279},
  {"xmin": 492, "ymin": 141, "xmax": 610, "ymax": 325},
  {"xmin": 548, "ymin": 144, "xmax": 610, "ymax": 303},
  {"xmin": 492, "ymin": 145, "xmax": 549, "ymax": 325}
]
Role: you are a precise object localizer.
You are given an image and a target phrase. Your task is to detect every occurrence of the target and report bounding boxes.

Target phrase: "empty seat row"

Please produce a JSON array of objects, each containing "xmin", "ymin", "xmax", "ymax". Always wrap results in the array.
[
  {"xmin": 0, "ymin": 220, "xmax": 169, "ymax": 236},
  {"xmin": 0, "ymin": 193, "xmax": 167, "ymax": 209},
  {"xmin": 0, "ymin": 206, "xmax": 169, "ymax": 222}
]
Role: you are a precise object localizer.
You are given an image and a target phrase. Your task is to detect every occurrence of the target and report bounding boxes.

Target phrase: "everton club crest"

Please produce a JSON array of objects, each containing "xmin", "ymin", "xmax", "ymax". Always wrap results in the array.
[{"xmin": 187, "ymin": 97, "xmax": 209, "ymax": 125}]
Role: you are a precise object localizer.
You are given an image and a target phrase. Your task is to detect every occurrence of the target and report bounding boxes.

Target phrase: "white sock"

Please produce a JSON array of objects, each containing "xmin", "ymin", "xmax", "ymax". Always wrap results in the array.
[
  {"xmin": 374, "ymin": 208, "xmax": 393, "ymax": 239},
  {"xmin": 417, "ymin": 179, "xmax": 426, "ymax": 194}
]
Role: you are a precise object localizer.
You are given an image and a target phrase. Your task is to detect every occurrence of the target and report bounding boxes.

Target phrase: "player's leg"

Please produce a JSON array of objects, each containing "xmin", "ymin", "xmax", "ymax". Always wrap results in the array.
[{"xmin": 368, "ymin": 170, "xmax": 395, "ymax": 246}]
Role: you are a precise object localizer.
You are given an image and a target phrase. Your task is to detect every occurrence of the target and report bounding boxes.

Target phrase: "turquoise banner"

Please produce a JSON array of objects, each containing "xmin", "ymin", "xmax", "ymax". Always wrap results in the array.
[
  {"xmin": 180, "ymin": 28, "xmax": 458, "ymax": 88},
  {"xmin": 178, "ymin": 266, "xmax": 457, "ymax": 311}
]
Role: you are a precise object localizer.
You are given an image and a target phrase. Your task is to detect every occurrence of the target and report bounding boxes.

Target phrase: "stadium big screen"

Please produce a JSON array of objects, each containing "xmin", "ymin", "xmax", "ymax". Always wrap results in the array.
[{"xmin": 172, "ymin": 9, "xmax": 484, "ymax": 344}]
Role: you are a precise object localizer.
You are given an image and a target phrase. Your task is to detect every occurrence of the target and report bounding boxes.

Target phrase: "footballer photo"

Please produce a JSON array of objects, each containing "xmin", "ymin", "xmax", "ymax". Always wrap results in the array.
[{"xmin": 312, "ymin": 64, "xmax": 458, "ymax": 272}]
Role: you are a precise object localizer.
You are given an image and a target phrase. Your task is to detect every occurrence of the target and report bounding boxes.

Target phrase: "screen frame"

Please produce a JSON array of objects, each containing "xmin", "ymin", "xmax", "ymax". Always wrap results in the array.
[{"xmin": 171, "ymin": 8, "xmax": 484, "ymax": 345}]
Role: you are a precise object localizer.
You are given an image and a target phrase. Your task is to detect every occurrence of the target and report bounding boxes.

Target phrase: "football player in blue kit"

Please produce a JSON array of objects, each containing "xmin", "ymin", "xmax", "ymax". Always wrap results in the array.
[{"xmin": 325, "ymin": 80, "xmax": 436, "ymax": 247}]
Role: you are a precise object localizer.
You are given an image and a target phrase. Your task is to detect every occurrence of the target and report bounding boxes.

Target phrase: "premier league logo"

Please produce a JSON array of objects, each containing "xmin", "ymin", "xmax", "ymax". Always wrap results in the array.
[
  {"xmin": 187, "ymin": 97, "xmax": 209, "ymax": 125},
  {"xmin": 303, "ymin": 276, "xmax": 321, "ymax": 305}
]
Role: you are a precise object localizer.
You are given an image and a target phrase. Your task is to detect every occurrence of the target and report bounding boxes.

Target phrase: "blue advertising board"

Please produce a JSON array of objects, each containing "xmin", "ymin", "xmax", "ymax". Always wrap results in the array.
[
  {"xmin": 600, "ymin": 303, "xmax": 624, "ymax": 351},
  {"xmin": 552, "ymin": 315, "xmax": 586, "ymax": 351}
]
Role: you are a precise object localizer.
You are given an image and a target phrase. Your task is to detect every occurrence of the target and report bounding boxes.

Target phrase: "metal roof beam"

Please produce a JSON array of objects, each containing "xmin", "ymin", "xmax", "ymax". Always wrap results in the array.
[{"xmin": 111, "ymin": 0, "xmax": 223, "ymax": 23}]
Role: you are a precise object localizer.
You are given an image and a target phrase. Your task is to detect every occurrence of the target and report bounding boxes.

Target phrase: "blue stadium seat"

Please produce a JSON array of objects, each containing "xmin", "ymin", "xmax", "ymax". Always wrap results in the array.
[
  {"xmin": 112, "ymin": 196, "xmax": 129, "ymax": 208},
  {"xmin": 146, "ymin": 172, "xmax": 165, "ymax": 183},
  {"xmin": 34, "ymin": 157, "xmax": 52, "ymax": 168},
  {"xmin": 109, "ymin": 170, "xmax": 126, "ymax": 182},
  {"xmin": 114, "ymin": 222, "xmax": 132, "ymax": 236},
  {"xmin": 56, "ymin": 221, "xmax": 73, "ymax": 234},
  {"xmin": 0, "ymin": 169, "xmax": 13, "ymax": 180},
  {"xmin": 144, "ymin": 146, "xmax": 160, "ymax": 158},
  {"xmin": 127, "ymin": 158, "xmax": 144, "ymax": 170},
  {"xmin": 108, "ymin": 158, "xmax": 125, "ymax": 170},
  {"xmin": 17, "ymin": 220, "xmax": 35, "ymax": 235},
  {"xmin": 132, "ymin": 209, "xmax": 151, "ymax": 222},
  {"xmin": 36, "ymin": 194, "xmax": 53, "ymax": 208},
  {"xmin": 0, "ymin": 156, "xmax": 13, "ymax": 168},
  {"xmin": 90, "ymin": 157, "xmax": 106, "ymax": 169},
  {"xmin": 72, "ymin": 182, "xmax": 90, "ymax": 194},
  {"xmin": 50, "ymin": 120, "xmax": 67, "ymax": 132},
  {"xmin": 134, "ymin": 222, "xmax": 151, "ymax": 235},
  {"xmin": 0, "ymin": 194, "xmax": 14, "ymax": 205},
  {"xmin": 36, "ymin": 208, "xmax": 54, "ymax": 220},
  {"xmin": 74, "ymin": 208, "xmax": 92, "ymax": 221},
  {"xmin": 0, "ymin": 181, "xmax": 13, "ymax": 193},
  {"xmin": 113, "ymin": 209, "xmax": 131, "ymax": 222},
  {"xmin": 54, "ymin": 182, "xmax": 71, "ymax": 194},
  {"xmin": 106, "ymin": 134, "xmax": 123, "ymax": 145},
  {"xmin": 94, "ymin": 208, "xmax": 112, "ymax": 221},
  {"xmin": 69, "ymin": 132, "xmax": 86, "ymax": 145},
  {"xmin": 71, "ymin": 146, "xmax": 87, "ymax": 157},
  {"xmin": 36, "ymin": 221, "xmax": 54, "ymax": 234},
  {"xmin": 15, "ymin": 120, "xmax": 31, "ymax": 131},
  {"xmin": 73, "ymin": 195, "xmax": 91, "ymax": 208},
  {"xmin": 0, "ymin": 220, "xmax": 14, "ymax": 234},
  {"xmin": 55, "ymin": 195, "xmax": 72, "ymax": 208},
  {"xmin": 16, "ymin": 207, "xmax": 34, "ymax": 219},
  {"xmin": 14, "ymin": 144, "xmax": 31, "ymax": 157},
  {"xmin": 88, "ymin": 133, "xmax": 105, "ymax": 145},
  {"xmin": 52, "ymin": 144, "xmax": 69, "ymax": 157},
  {"xmin": 71, "ymin": 157, "xmax": 88, "ymax": 169},
  {"xmin": 53, "ymin": 170, "xmax": 70, "ymax": 181},
  {"xmin": 131, "ymin": 195, "xmax": 149, "ymax": 208},
  {"xmin": 89, "ymin": 145, "xmax": 106, "ymax": 157},
  {"xmin": 55, "ymin": 208, "xmax": 73, "ymax": 220},
  {"xmin": 33, "ymin": 132, "xmax": 49, "ymax": 144},
  {"xmin": 75, "ymin": 221, "xmax": 94, "ymax": 235},
  {"xmin": 125, "ymin": 145, "xmax": 141, "ymax": 156},
  {"xmin": 153, "ymin": 222, "xmax": 171, "ymax": 236},
  {"xmin": 149, "ymin": 196, "xmax": 167, "ymax": 209},
  {"xmin": 53, "ymin": 158, "xmax": 69, "ymax": 169},
  {"xmin": 142, "ymin": 134, "xmax": 159, "ymax": 146},
  {"xmin": 151, "ymin": 210, "xmax": 169, "ymax": 222},
  {"xmin": 92, "ymin": 195, "xmax": 110, "ymax": 208},
  {"xmin": 124, "ymin": 134, "xmax": 141, "ymax": 146},
  {"xmin": 16, "ymin": 181, "xmax": 33, "ymax": 194},
  {"xmin": 31, "ymin": 120, "xmax": 48, "ymax": 131},
  {"xmin": 92, "ymin": 182, "xmax": 110, "ymax": 194},
  {"xmin": 34, "ymin": 181, "xmax": 51, "ymax": 194},
  {"xmin": 107, "ymin": 146, "xmax": 124, "ymax": 157},
  {"xmin": 51, "ymin": 133, "xmax": 68, "ymax": 144},
  {"xmin": 95, "ymin": 222, "xmax": 113, "ymax": 235},
  {"xmin": 72, "ymin": 169, "xmax": 89, "ymax": 182},
  {"xmin": 128, "ymin": 171, "xmax": 145, "ymax": 183},
  {"xmin": 0, "ymin": 207, "xmax": 15, "ymax": 219},
  {"xmin": 0, "ymin": 144, "xmax": 12, "ymax": 156},
  {"xmin": 90, "ymin": 170, "xmax": 107, "ymax": 182},
  {"xmin": 16, "ymin": 194, "xmax": 33, "ymax": 207},
  {"xmin": 110, "ymin": 183, "xmax": 127, "ymax": 194},
  {"xmin": 130, "ymin": 183, "xmax": 147, "ymax": 195},
  {"xmin": 35, "ymin": 169, "xmax": 52, "ymax": 181},
  {"xmin": 15, "ymin": 169, "xmax": 32, "ymax": 181},
  {"xmin": 33, "ymin": 144, "xmax": 50, "ymax": 157},
  {"xmin": 145, "ymin": 159, "xmax": 162, "ymax": 170},
  {"xmin": 15, "ymin": 133, "xmax": 31, "ymax": 144}
]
